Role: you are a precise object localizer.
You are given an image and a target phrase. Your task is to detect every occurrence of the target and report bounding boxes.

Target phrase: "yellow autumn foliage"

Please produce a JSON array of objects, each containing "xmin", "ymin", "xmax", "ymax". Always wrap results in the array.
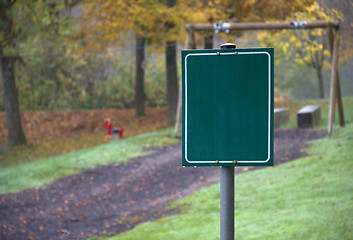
[
  {"xmin": 258, "ymin": 3, "xmax": 348, "ymax": 68},
  {"xmin": 77, "ymin": 0, "xmax": 319, "ymax": 51}
]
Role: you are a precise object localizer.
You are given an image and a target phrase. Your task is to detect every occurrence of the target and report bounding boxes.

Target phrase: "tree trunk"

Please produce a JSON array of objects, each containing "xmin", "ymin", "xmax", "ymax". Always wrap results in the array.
[
  {"xmin": 1, "ymin": 48, "xmax": 27, "ymax": 150},
  {"xmin": 165, "ymin": 0, "xmax": 178, "ymax": 125},
  {"xmin": 166, "ymin": 41, "xmax": 178, "ymax": 125},
  {"xmin": 316, "ymin": 66, "xmax": 325, "ymax": 99},
  {"xmin": 134, "ymin": 33, "xmax": 145, "ymax": 117},
  {"xmin": 204, "ymin": 35, "xmax": 213, "ymax": 49},
  {"xmin": 0, "ymin": 0, "xmax": 27, "ymax": 150}
]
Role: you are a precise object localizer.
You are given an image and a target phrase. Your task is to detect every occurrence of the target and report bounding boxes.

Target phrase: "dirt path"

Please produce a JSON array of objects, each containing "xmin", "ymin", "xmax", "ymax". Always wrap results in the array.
[{"xmin": 0, "ymin": 129, "xmax": 323, "ymax": 240}]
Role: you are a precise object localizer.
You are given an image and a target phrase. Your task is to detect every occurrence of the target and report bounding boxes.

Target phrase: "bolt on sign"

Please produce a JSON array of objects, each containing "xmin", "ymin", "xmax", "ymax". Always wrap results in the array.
[{"xmin": 182, "ymin": 48, "xmax": 274, "ymax": 167}]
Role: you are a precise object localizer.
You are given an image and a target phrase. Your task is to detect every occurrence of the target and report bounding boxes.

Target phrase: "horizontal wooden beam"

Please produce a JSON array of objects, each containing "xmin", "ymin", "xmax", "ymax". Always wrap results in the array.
[{"xmin": 186, "ymin": 20, "xmax": 340, "ymax": 32}]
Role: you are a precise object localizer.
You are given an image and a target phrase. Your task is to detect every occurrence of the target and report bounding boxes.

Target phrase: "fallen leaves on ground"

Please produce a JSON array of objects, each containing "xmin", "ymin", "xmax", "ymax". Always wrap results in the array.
[{"xmin": 0, "ymin": 107, "xmax": 168, "ymax": 166}]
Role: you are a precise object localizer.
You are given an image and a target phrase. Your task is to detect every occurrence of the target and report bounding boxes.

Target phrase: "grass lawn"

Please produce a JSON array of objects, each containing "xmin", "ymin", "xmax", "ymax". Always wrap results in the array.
[
  {"xmin": 98, "ymin": 99, "xmax": 353, "ymax": 240},
  {"xmin": 0, "ymin": 107, "xmax": 169, "ymax": 168},
  {"xmin": 0, "ymin": 128, "xmax": 178, "ymax": 194}
]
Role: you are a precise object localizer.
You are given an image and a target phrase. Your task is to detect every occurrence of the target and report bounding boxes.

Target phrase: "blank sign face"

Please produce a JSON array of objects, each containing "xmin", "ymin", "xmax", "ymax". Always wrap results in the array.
[{"xmin": 182, "ymin": 48, "xmax": 274, "ymax": 166}]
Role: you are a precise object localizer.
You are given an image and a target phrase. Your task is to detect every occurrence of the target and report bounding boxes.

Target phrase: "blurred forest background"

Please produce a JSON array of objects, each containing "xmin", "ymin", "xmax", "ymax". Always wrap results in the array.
[{"xmin": 1, "ymin": 0, "xmax": 353, "ymax": 152}]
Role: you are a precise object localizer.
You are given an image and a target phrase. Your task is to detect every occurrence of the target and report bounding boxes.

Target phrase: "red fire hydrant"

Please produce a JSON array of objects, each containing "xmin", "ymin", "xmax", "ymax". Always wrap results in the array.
[{"xmin": 104, "ymin": 118, "xmax": 124, "ymax": 140}]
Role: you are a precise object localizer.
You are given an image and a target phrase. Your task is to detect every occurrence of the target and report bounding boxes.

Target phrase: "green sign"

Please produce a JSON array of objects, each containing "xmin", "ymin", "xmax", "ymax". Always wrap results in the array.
[{"xmin": 182, "ymin": 48, "xmax": 274, "ymax": 167}]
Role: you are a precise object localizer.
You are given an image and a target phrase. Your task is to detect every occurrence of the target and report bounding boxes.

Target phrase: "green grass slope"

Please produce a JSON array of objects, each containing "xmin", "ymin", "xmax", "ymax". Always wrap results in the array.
[
  {"xmin": 234, "ymin": 124, "xmax": 353, "ymax": 239},
  {"xmin": 103, "ymin": 105, "xmax": 353, "ymax": 240},
  {"xmin": 0, "ymin": 128, "xmax": 178, "ymax": 194}
]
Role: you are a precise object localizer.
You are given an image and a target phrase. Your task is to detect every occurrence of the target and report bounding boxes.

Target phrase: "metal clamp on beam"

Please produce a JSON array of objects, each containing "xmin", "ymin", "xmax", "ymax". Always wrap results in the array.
[
  {"xmin": 214, "ymin": 21, "xmax": 231, "ymax": 33},
  {"xmin": 214, "ymin": 21, "xmax": 222, "ymax": 33},
  {"xmin": 290, "ymin": 21, "xmax": 308, "ymax": 29}
]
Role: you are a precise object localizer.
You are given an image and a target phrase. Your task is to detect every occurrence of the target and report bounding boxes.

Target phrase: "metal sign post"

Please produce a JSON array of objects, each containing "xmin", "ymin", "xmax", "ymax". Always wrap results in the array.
[
  {"xmin": 220, "ymin": 165, "xmax": 234, "ymax": 240},
  {"xmin": 219, "ymin": 43, "xmax": 235, "ymax": 240},
  {"xmin": 182, "ymin": 43, "xmax": 274, "ymax": 239}
]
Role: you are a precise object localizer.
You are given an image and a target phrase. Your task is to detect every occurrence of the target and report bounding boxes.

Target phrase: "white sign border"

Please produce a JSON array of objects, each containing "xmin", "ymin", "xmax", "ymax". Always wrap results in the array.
[{"xmin": 184, "ymin": 51, "xmax": 272, "ymax": 164}]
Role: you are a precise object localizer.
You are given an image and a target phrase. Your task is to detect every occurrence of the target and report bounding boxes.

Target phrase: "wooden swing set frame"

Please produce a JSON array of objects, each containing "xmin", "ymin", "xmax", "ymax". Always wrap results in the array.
[{"xmin": 174, "ymin": 20, "xmax": 344, "ymax": 136}]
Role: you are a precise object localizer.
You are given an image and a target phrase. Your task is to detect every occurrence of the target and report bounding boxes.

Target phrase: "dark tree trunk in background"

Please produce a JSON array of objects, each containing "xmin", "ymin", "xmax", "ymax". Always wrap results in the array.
[
  {"xmin": 135, "ymin": 33, "xmax": 145, "ymax": 117},
  {"xmin": 0, "ymin": 0, "xmax": 27, "ymax": 151},
  {"xmin": 165, "ymin": 0, "xmax": 178, "ymax": 125},
  {"xmin": 313, "ymin": 41, "xmax": 325, "ymax": 99},
  {"xmin": 166, "ymin": 41, "xmax": 178, "ymax": 125},
  {"xmin": 204, "ymin": 35, "xmax": 213, "ymax": 49},
  {"xmin": 0, "ymin": 48, "xmax": 27, "ymax": 150},
  {"xmin": 316, "ymin": 66, "xmax": 325, "ymax": 99},
  {"xmin": 312, "ymin": 34, "xmax": 325, "ymax": 99}
]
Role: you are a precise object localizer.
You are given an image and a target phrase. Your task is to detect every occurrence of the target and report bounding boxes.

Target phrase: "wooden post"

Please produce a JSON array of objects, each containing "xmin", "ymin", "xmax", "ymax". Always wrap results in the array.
[
  {"xmin": 174, "ymin": 75, "xmax": 183, "ymax": 137},
  {"xmin": 175, "ymin": 27, "xmax": 197, "ymax": 136},
  {"xmin": 328, "ymin": 28, "xmax": 340, "ymax": 136},
  {"xmin": 328, "ymin": 26, "xmax": 345, "ymax": 127},
  {"xmin": 336, "ymin": 72, "xmax": 345, "ymax": 127}
]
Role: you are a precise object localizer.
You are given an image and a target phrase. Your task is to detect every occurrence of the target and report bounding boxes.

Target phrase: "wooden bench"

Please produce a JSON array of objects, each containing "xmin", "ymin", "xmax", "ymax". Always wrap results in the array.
[
  {"xmin": 297, "ymin": 105, "xmax": 321, "ymax": 128},
  {"xmin": 274, "ymin": 108, "xmax": 290, "ymax": 128}
]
